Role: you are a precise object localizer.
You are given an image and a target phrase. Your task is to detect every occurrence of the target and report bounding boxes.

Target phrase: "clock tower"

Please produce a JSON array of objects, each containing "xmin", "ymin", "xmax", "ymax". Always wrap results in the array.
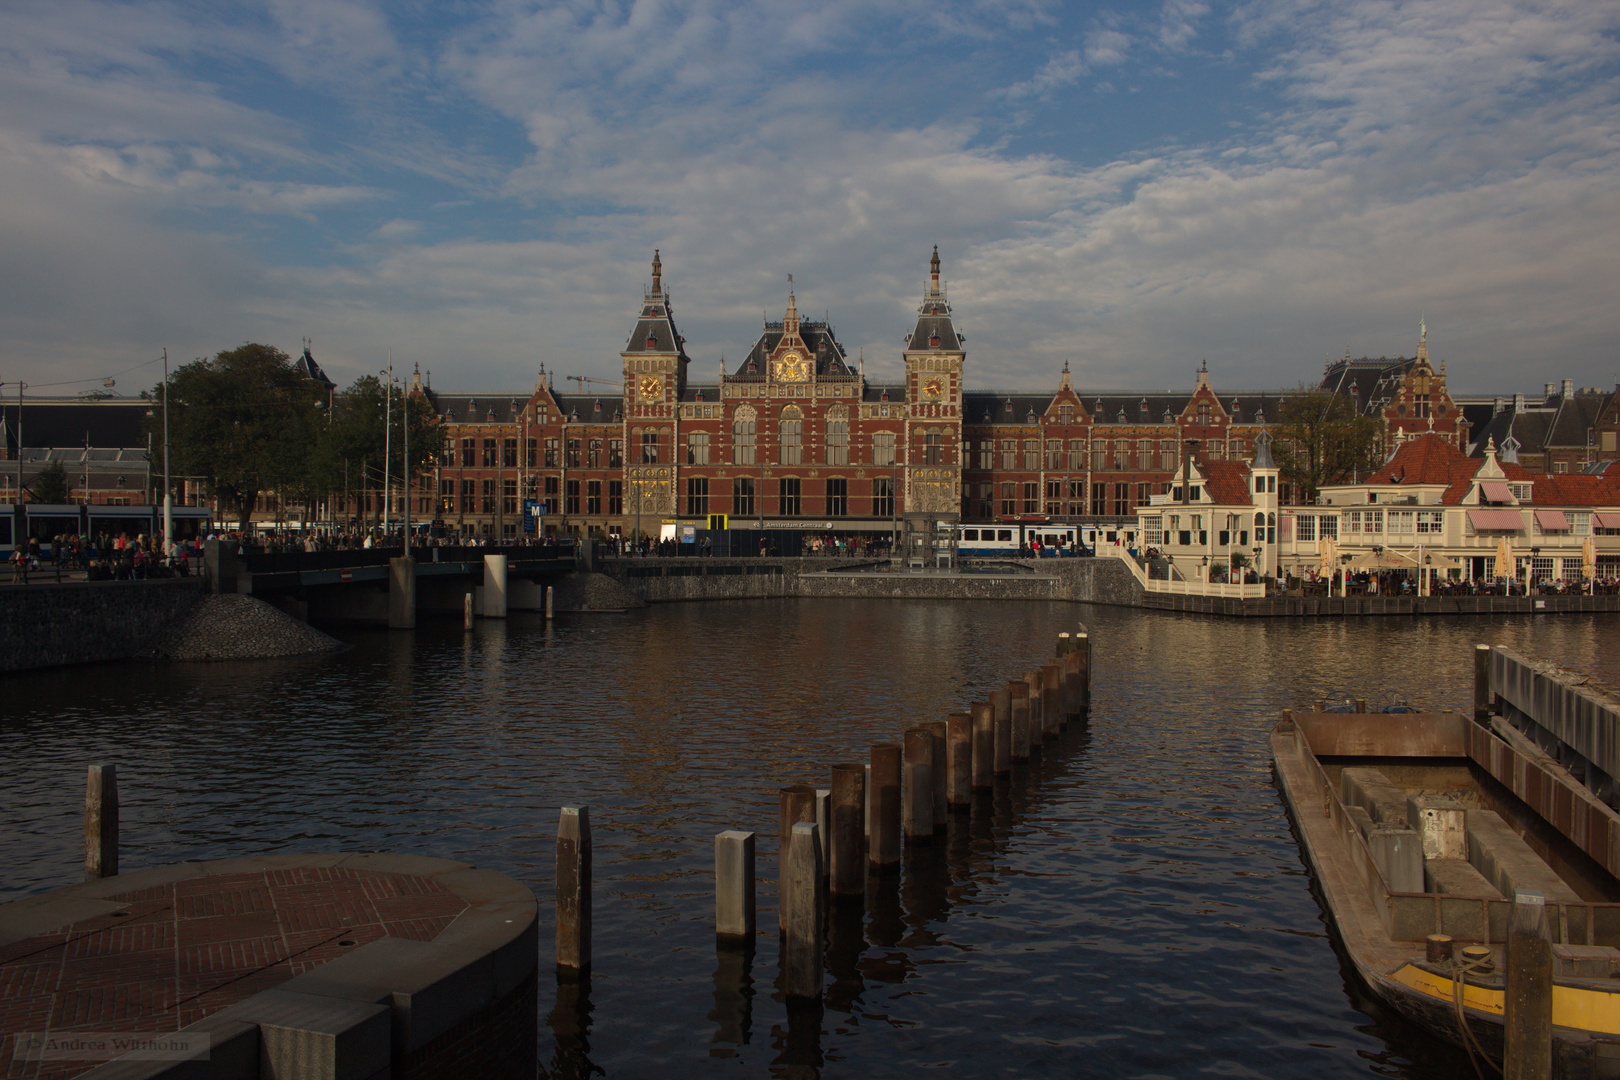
[
  {"xmin": 621, "ymin": 250, "xmax": 688, "ymax": 519},
  {"xmin": 902, "ymin": 246, "xmax": 965, "ymax": 516}
]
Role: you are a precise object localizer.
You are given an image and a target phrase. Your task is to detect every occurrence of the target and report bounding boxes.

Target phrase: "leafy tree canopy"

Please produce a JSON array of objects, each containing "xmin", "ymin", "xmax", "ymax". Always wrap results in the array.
[
  {"xmin": 29, "ymin": 460, "xmax": 70, "ymax": 504},
  {"xmin": 1272, "ymin": 388, "xmax": 1384, "ymax": 504}
]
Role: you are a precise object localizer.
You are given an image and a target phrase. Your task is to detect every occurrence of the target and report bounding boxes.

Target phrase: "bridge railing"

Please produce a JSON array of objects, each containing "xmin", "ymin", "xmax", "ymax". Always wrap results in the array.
[{"xmin": 242, "ymin": 543, "xmax": 576, "ymax": 575}]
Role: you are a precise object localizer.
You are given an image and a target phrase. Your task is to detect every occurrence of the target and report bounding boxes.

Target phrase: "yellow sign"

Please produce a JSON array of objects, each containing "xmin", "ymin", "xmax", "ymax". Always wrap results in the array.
[{"xmin": 707, "ymin": 514, "xmax": 728, "ymax": 531}]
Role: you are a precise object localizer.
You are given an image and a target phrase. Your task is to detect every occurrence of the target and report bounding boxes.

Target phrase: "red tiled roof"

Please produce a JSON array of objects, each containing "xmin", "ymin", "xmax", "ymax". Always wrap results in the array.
[
  {"xmin": 1199, "ymin": 459, "xmax": 1254, "ymax": 506},
  {"xmin": 1368, "ymin": 433, "xmax": 1467, "ymax": 485},
  {"xmin": 1528, "ymin": 473, "xmax": 1620, "ymax": 507}
]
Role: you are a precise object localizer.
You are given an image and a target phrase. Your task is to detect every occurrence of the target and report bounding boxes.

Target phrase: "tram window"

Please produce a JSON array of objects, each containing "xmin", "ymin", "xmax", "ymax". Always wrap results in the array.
[
  {"xmin": 997, "ymin": 529, "xmax": 1012, "ymax": 542},
  {"xmin": 962, "ymin": 529, "xmax": 979, "ymax": 541}
]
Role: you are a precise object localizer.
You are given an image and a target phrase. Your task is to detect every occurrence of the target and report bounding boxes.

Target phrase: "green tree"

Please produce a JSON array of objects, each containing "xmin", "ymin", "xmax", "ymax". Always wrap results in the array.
[
  {"xmin": 151, "ymin": 343, "xmax": 324, "ymax": 532},
  {"xmin": 29, "ymin": 460, "xmax": 70, "ymax": 503},
  {"xmin": 1273, "ymin": 388, "xmax": 1383, "ymax": 504},
  {"xmin": 313, "ymin": 375, "xmax": 445, "ymax": 525}
]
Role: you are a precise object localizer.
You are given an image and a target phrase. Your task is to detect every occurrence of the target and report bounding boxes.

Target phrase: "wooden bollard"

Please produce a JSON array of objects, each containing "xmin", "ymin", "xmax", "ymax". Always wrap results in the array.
[
  {"xmin": 780, "ymin": 821, "xmax": 823, "ymax": 1000},
  {"xmin": 1022, "ymin": 672, "xmax": 1043, "ymax": 744},
  {"xmin": 945, "ymin": 713, "xmax": 972, "ymax": 808},
  {"xmin": 463, "ymin": 590, "xmax": 474, "ymax": 629},
  {"xmin": 829, "ymin": 764, "xmax": 865, "ymax": 897},
  {"xmin": 970, "ymin": 703, "xmax": 994, "ymax": 791},
  {"xmin": 1056, "ymin": 631, "xmax": 1071, "ymax": 658},
  {"xmin": 1475, "ymin": 644, "xmax": 1493, "ymax": 721},
  {"xmin": 902, "ymin": 728, "xmax": 933, "ymax": 844},
  {"xmin": 869, "ymin": 744, "xmax": 902, "ymax": 868},
  {"xmin": 815, "ymin": 788, "xmax": 831, "ymax": 878},
  {"xmin": 1042, "ymin": 663, "xmax": 1063, "ymax": 737},
  {"xmin": 715, "ymin": 831, "xmax": 755, "ymax": 941},
  {"xmin": 84, "ymin": 764, "xmax": 118, "ymax": 881},
  {"xmin": 779, "ymin": 785, "xmax": 817, "ymax": 850},
  {"xmin": 926, "ymin": 721, "xmax": 948, "ymax": 830},
  {"xmin": 557, "ymin": 806, "xmax": 592, "ymax": 975},
  {"xmin": 1008, "ymin": 683, "xmax": 1030, "ymax": 762},
  {"xmin": 1077, "ymin": 631, "xmax": 1091, "ymax": 713},
  {"xmin": 545, "ymin": 584, "xmax": 555, "ymax": 621},
  {"xmin": 1355, "ymin": 698, "xmax": 1367, "ymax": 714},
  {"xmin": 1505, "ymin": 888, "xmax": 1553, "ymax": 1080},
  {"xmin": 1063, "ymin": 651, "xmax": 1082, "ymax": 724},
  {"xmin": 990, "ymin": 688, "xmax": 1012, "ymax": 775}
]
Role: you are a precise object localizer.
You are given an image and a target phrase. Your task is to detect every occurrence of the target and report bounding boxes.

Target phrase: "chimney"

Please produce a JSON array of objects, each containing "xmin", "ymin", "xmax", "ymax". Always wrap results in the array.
[
  {"xmin": 1514, "ymin": 393, "xmax": 1525, "ymax": 411},
  {"xmin": 1562, "ymin": 378, "xmax": 1574, "ymax": 396},
  {"xmin": 1493, "ymin": 396, "xmax": 1504, "ymax": 415},
  {"xmin": 1545, "ymin": 382, "xmax": 1555, "ymax": 398}
]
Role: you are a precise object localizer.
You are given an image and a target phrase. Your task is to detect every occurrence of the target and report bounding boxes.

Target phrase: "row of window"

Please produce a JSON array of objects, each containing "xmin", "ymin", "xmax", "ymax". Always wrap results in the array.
[{"xmin": 680, "ymin": 477, "xmax": 896, "ymax": 519}]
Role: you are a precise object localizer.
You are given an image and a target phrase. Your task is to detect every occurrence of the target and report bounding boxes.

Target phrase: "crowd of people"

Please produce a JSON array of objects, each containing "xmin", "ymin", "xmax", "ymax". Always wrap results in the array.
[{"xmin": 8, "ymin": 532, "xmax": 203, "ymax": 583}]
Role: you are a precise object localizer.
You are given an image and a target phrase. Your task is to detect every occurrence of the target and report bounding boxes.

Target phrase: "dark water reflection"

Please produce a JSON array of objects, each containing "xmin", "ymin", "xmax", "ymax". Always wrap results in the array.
[{"xmin": 3, "ymin": 600, "xmax": 1619, "ymax": 1078}]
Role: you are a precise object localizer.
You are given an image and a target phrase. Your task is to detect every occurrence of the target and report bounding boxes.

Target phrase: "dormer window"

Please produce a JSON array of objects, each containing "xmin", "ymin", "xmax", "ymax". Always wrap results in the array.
[{"xmin": 646, "ymin": 334, "xmax": 658, "ymax": 348}]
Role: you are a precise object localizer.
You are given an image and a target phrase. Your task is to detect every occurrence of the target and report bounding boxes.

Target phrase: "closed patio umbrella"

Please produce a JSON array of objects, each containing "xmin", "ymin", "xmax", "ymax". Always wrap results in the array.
[
  {"xmin": 1493, "ymin": 537, "xmax": 1512, "ymax": 580},
  {"xmin": 1318, "ymin": 537, "xmax": 1336, "ymax": 576},
  {"xmin": 1584, "ymin": 536, "xmax": 1598, "ymax": 581}
]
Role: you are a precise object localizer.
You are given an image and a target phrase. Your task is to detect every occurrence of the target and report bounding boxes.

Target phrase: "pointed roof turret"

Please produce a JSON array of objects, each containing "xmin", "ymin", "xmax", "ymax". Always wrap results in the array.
[
  {"xmin": 622, "ymin": 249, "xmax": 688, "ymax": 363},
  {"xmin": 907, "ymin": 246, "xmax": 961, "ymax": 352},
  {"xmin": 651, "ymin": 249, "xmax": 662, "ymax": 294}
]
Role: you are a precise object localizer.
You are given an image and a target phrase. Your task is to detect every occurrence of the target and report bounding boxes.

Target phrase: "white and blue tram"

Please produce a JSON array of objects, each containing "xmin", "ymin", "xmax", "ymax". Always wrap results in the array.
[{"xmin": 956, "ymin": 519, "xmax": 1087, "ymax": 557}]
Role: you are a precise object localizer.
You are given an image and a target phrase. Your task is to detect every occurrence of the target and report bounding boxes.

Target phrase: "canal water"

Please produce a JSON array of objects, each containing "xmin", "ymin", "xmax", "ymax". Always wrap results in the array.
[{"xmin": 4, "ymin": 602, "xmax": 1618, "ymax": 1078}]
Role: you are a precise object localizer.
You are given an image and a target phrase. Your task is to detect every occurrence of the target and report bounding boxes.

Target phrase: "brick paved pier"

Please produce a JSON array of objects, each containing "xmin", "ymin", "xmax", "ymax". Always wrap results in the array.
[{"xmin": 0, "ymin": 854, "xmax": 537, "ymax": 1080}]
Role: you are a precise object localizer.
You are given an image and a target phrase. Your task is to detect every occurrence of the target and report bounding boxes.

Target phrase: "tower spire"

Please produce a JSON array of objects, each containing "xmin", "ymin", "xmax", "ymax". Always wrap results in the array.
[
  {"xmin": 929, "ymin": 245, "xmax": 941, "ymax": 297},
  {"xmin": 651, "ymin": 249, "xmax": 662, "ymax": 294}
]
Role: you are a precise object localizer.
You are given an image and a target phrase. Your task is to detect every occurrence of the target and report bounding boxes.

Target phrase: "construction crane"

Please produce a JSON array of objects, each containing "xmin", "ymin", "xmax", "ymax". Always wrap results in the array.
[{"xmin": 565, "ymin": 375, "xmax": 625, "ymax": 393}]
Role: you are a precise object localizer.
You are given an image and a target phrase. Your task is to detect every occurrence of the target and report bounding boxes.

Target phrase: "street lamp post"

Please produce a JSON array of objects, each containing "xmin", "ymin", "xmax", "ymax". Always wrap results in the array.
[
  {"xmin": 161, "ymin": 349, "xmax": 172, "ymax": 557},
  {"xmin": 381, "ymin": 359, "xmax": 393, "ymax": 540}
]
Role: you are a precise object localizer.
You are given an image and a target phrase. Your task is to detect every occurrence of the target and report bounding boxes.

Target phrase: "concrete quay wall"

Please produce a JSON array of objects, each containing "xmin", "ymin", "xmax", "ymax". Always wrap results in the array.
[
  {"xmin": 1142, "ymin": 591, "xmax": 1620, "ymax": 617},
  {"xmin": 0, "ymin": 577, "xmax": 206, "ymax": 673},
  {"xmin": 600, "ymin": 556, "xmax": 1142, "ymax": 606}
]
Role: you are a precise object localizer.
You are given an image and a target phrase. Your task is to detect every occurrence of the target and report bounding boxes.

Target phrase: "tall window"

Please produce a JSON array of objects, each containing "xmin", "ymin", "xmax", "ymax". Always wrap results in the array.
[
  {"xmin": 1160, "ymin": 441, "xmax": 1177, "ymax": 470},
  {"xmin": 1001, "ymin": 440, "xmax": 1018, "ymax": 470},
  {"xmin": 503, "ymin": 478, "xmax": 518, "ymax": 514},
  {"xmin": 503, "ymin": 438, "xmax": 518, "ymax": 468},
  {"xmin": 1092, "ymin": 482, "xmax": 1107, "ymax": 515},
  {"xmin": 1023, "ymin": 482, "xmax": 1039, "ymax": 514},
  {"xmin": 873, "ymin": 432, "xmax": 896, "ymax": 466},
  {"xmin": 1091, "ymin": 444, "xmax": 1107, "ymax": 471},
  {"xmin": 1297, "ymin": 515, "xmax": 1316, "ymax": 542},
  {"xmin": 1197, "ymin": 403, "xmax": 1212, "ymax": 425},
  {"xmin": 780, "ymin": 406, "xmax": 802, "ymax": 465},
  {"xmin": 461, "ymin": 479, "xmax": 475, "ymax": 514},
  {"xmin": 565, "ymin": 479, "xmax": 580, "ymax": 515},
  {"xmin": 977, "ymin": 440, "xmax": 994, "ymax": 470},
  {"xmin": 1023, "ymin": 440, "xmax": 1039, "ymax": 470},
  {"xmin": 439, "ymin": 479, "xmax": 454, "ymax": 512},
  {"xmin": 1113, "ymin": 440, "xmax": 1130, "ymax": 470},
  {"xmin": 483, "ymin": 439, "xmax": 497, "ymax": 467},
  {"xmin": 1000, "ymin": 482, "xmax": 1018, "ymax": 517},
  {"xmin": 826, "ymin": 478, "xmax": 847, "ymax": 517},
  {"xmin": 1069, "ymin": 440, "xmax": 1085, "ymax": 470},
  {"xmin": 481, "ymin": 479, "xmax": 496, "ymax": 513},
  {"xmin": 641, "ymin": 430, "xmax": 659, "ymax": 464},
  {"xmin": 1068, "ymin": 479, "xmax": 1084, "ymax": 511},
  {"xmin": 1137, "ymin": 441, "xmax": 1153, "ymax": 470},
  {"xmin": 609, "ymin": 439, "xmax": 624, "ymax": 467},
  {"xmin": 588, "ymin": 439, "xmax": 603, "ymax": 468},
  {"xmin": 608, "ymin": 480, "xmax": 623, "ymax": 515},
  {"xmin": 778, "ymin": 477, "xmax": 801, "ymax": 516},
  {"xmin": 734, "ymin": 477, "xmax": 755, "ymax": 517},
  {"xmin": 872, "ymin": 477, "xmax": 893, "ymax": 517},
  {"xmin": 462, "ymin": 438, "xmax": 476, "ymax": 467},
  {"xmin": 1046, "ymin": 440, "xmax": 1063, "ymax": 469},
  {"xmin": 1045, "ymin": 479, "xmax": 1062, "ymax": 517},
  {"xmin": 687, "ymin": 431, "xmax": 710, "ymax": 466},
  {"xmin": 1114, "ymin": 482, "xmax": 1130, "ymax": 516},
  {"xmin": 1059, "ymin": 405, "xmax": 1074, "ymax": 424},
  {"xmin": 826, "ymin": 408, "xmax": 849, "ymax": 465},
  {"xmin": 526, "ymin": 438, "xmax": 537, "ymax": 467},
  {"xmin": 685, "ymin": 477, "xmax": 709, "ymax": 516},
  {"xmin": 924, "ymin": 432, "xmax": 943, "ymax": 465},
  {"xmin": 585, "ymin": 480, "xmax": 600, "ymax": 515},
  {"xmin": 544, "ymin": 438, "xmax": 559, "ymax": 467},
  {"xmin": 733, "ymin": 406, "xmax": 757, "ymax": 465},
  {"xmin": 566, "ymin": 439, "xmax": 581, "ymax": 467}
]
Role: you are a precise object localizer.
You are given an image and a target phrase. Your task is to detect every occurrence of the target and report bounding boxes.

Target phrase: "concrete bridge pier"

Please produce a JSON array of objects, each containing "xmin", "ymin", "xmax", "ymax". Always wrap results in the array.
[
  {"xmin": 388, "ymin": 556, "xmax": 417, "ymax": 629},
  {"xmin": 483, "ymin": 554, "xmax": 508, "ymax": 618}
]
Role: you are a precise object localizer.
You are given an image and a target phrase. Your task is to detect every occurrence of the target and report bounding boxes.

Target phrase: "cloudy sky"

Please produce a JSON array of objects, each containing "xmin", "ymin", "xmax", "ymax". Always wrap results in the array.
[{"xmin": 2, "ymin": 0, "xmax": 1618, "ymax": 398}]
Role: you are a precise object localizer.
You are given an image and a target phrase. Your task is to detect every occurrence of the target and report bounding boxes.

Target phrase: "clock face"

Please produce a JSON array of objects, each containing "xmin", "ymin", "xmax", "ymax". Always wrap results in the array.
[
  {"xmin": 638, "ymin": 375, "xmax": 662, "ymax": 401},
  {"xmin": 777, "ymin": 352, "xmax": 807, "ymax": 382},
  {"xmin": 923, "ymin": 378, "xmax": 944, "ymax": 399}
]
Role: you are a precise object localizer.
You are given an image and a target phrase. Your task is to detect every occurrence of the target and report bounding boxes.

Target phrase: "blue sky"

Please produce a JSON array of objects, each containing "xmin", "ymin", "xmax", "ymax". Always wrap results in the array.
[{"xmin": 2, "ymin": 0, "xmax": 1618, "ymax": 397}]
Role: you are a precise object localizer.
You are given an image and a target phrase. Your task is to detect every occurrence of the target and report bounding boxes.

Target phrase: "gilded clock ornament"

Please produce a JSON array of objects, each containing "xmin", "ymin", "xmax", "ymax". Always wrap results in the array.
[
  {"xmin": 777, "ymin": 352, "xmax": 808, "ymax": 382},
  {"xmin": 923, "ymin": 378, "xmax": 944, "ymax": 400},
  {"xmin": 639, "ymin": 375, "xmax": 663, "ymax": 401}
]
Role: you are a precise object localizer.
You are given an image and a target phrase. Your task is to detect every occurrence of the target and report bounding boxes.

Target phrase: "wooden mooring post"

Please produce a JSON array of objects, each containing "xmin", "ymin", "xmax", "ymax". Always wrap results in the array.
[
  {"xmin": 1505, "ymin": 888, "xmax": 1553, "ymax": 1080},
  {"xmin": 715, "ymin": 830, "xmax": 755, "ymax": 941},
  {"xmin": 1475, "ymin": 643, "xmax": 1493, "ymax": 721},
  {"xmin": 546, "ymin": 585, "xmax": 555, "ymax": 621},
  {"xmin": 557, "ymin": 806, "xmax": 592, "ymax": 976},
  {"xmin": 902, "ymin": 728, "xmax": 934, "ymax": 844},
  {"xmin": 829, "ymin": 764, "xmax": 865, "ymax": 897},
  {"xmin": 869, "ymin": 743, "xmax": 902, "ymax": 869},
  {"xmin": 84, "ymin": 764, "xmax": 117, "ymax": 881},
  {"xmin": 780, "ymin": 821, "xmax": 823, "ymax": 999},
  {"xmin": 945, "ymin": 713, "xmax": 972, "ymax": 808},
  {"xmin": 990, "ymin": 688, "xmax": 1012, "ymax": 775},
  {"xmin": 463, "ymin": 591, "xmax": 474, "ymax": 629},
  {"xmin": 1008, "ymin": 681, "xmax": 1030, "ymax": 762},
  {"xmin": 926, "ymin": 721, "xmax": 948, "ymax": 831},
  {"xmin": 970, "ymin": 703, "xmax": 994, "ymax": 792},
  {"xmin": 1041, "ymin": 662, "xmax": 1062, "ymax": 737}
]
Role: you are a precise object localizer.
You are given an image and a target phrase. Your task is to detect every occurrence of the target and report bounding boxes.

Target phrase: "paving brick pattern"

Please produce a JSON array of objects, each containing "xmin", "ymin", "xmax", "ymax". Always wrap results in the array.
[{"xmin": 0, "ymin": 867, "xmax": 467, "ymax": 1080}]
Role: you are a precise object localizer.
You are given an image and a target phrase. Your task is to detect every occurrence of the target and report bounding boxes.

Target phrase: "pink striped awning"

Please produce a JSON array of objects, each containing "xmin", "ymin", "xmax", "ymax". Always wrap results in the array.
[
  {"xmin": 1534, "ymin": 509, "xmax": 1570, "ymax": 531},
  {"xmin": 1479, "ymin": 481, "xmax": 1515, "ymax": 502},
  {"xmin": 1596, "ymin": 512, "xmax": 1620, "ymax": 530},
  {"xmin": 1468, "ymin": 508, "xmax": 1525, "ymax": 531}
]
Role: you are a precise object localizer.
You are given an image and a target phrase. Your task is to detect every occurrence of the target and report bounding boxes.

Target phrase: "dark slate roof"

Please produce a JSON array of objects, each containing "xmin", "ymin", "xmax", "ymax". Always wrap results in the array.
[
  {"xmin": 3, "ymin": 400, "xmax": 150, "ymax": 453},
  {"xmin": 296, "ymin": 345, "xmax": 336, "ymax": 391},
  {"xmin": 426, "ymin": 393, "xmax": 527, "ymax": 425},
  {"xmin": 622, "ymin": 291, "xmax": 690, "ymax": 360},
  {"xmin": 679, "ymin": 383, "xmax": 721, "ymax": 404},
  {"xmin": 1082, "ymin": 393, "xmax": 1187, "ymax": 425},
  {"xmin": 1319, "ymin": 355, "xmax": 1416, "ymax": 415},
  {"xmin": 964, "ymin": 393, "xmax": 1054, "ymax": 425},
  {"xmin": 907, "ymin": 302, "xmax": 961, "ymax": 352},
  {"xmin": 862, "ymin": 383, "xmax": 906, "ymax": 404},
  {"xmin": 1548, "ymin": 392, "xmax": 1610, "ymax": 447},
  {"xmin": 550, "ymin": 394, "xmax": 622, "ymax": 423},
  {"xmin": 733, "ymin": 321, "xmax": 852, "ymax": 378}
]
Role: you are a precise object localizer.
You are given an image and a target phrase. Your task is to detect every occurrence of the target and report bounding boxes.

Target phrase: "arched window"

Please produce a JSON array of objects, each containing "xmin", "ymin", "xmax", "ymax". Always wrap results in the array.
[
  {"xmin": 780, "ymin": 405, "xmax": 803, "ymax": 465},
  {"xmin": 826, "ymin": 405, "xmax": 849, "ymax": 465},
  {"xmin": 732, "ymin": 405, "xmax": 756, "ymax": 466}
]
